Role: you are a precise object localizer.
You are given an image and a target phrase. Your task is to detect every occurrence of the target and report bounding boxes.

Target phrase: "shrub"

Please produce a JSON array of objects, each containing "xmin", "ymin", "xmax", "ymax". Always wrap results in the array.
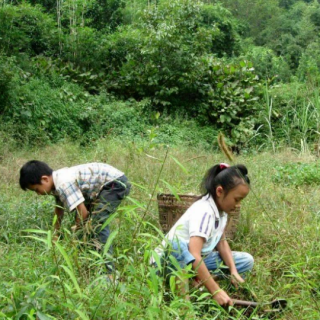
[
  {"xmin": 273, "ymin": 162, "xmax": 320, "ymax": 186},
  {"xmin": 101, "ymin": 0, "xmax": 262, "ymax": 145},
  {"xmin": 0, "ymin": 1, "xmax": 263, "ymax": 147},
  {"xmin": 86, "ymin": 0, "xmax": 125, "ymax": 31},
  {"xmin": 243, "ymin": 45, "xmax": 292, "ymax": 82},
  {"xmin": 297, "ymin": 41, "xmax": 320, "ymax": 85},
  {"xmin": 80, "ymin": 98, "xmax": 150, "ymax": 144},
  {"xmin": 200, "ymin": 4, "xmax": 241, "ymax": 57},
  {"xmin": 1, "ymin": 75, "xmax": 89, "ymax": 144},
  {"xmin": 261, "ymin": 82, "xmax": 320, "ymax": 147},
  {"xmin": 197, "ymin": 58, "xmax": 262, "ymax": 144},
  {"xmin": 103, "ymin": 0, "xmax": 242, "ymax": 104},
  {"xmin": 0, "ymin": 56, "xmax": 17, "ymax": 115},
  {"xmin": 103, "ymin": 0, "xmax": 216, "ymax": 106},
  {"xmin": 0, "ymin": 3, "xmax": 59, "ymax": 57},
  {"xmin": 153, "ymin": 117, "xmax": 219, "ymax": 149}
]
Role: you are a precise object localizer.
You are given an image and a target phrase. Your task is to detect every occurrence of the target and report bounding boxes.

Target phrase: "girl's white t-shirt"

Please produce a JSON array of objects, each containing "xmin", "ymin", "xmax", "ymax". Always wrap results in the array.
[{"xmin": 154, "ymin": 194, "xmax": 228, "ymax": 259}]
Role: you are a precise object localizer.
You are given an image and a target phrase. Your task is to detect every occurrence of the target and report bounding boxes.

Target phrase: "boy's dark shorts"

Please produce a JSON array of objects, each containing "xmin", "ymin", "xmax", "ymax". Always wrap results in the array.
[{"xmin": 90, "ymin": 175, "xmax": 131, "ymax": 223}]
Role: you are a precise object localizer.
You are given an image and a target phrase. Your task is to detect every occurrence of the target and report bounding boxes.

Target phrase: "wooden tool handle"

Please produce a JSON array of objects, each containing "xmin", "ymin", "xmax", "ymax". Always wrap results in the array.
[{"xmin": 232, "ymin": 299, "xmax": 259, "ymax": 307}]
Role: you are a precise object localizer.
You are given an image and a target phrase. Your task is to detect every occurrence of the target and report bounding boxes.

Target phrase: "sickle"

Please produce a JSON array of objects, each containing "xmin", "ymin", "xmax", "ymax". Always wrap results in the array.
[{"xmin": 232, "ymin": 298, "xmax": 287, "ymax": 311}]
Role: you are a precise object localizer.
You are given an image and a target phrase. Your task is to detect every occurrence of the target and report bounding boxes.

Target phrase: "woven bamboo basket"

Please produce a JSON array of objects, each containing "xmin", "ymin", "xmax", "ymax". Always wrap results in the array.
[{"xmin": 157, "ymin": 193, "xmax": 241, "ymax": 240}]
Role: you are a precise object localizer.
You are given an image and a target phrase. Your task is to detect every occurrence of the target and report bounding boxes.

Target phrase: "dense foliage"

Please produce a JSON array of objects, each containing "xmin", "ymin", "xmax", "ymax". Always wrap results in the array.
[
  {"xmin": 0, "ymin": 0, "xmax": 258, "ymax": 148},
  {"xmin": 1, "ymin": 0, "xmax": 320, "ymax": 149}
]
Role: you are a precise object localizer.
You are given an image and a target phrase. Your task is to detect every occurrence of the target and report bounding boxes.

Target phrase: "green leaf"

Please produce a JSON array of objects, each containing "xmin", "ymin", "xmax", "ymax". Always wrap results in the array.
[
  {"xmin": 47, "ymin": 230, "xmax": 52, "ymax": 249},
  {"xmin": 55, "ymin": 242, "xmax": 74, "ymax": 272},
  {"xmin": 138, "ymin": 233, "xmax": 161, "ymax": 241},
  {"xmin": 245, "ymin": 87, "xmax": 253, "ymax": 94},
  {"xmin": 151, "ymin": 251, "xmax": 162, "ymax": 273},
  {"xmin": 36, "ymin": 311, "xmax": 55, "ymax": 320},
  {"xmin": 75, "ymin": 310, "xmax": 90, "ymax": 320},
  {"xmin": 170, "ymin": 155, "xmax": 189, "ymax": 174},
  {"xmin": 160, "ymin": 180, "xmax": 180, "ymax": 201},
  {"xmin": 169, "ymin": 275, "xmax": 176, "ymax": 293},
  {"xmin": 22, "ymin": 235, "xmax": 47, "ymax": 244},
  {"xmin": 100, "ymin": 212, "xmax": 118, "ymax": 230},
  {"xmin": 103, "ymin": 230, "xmax": 118, "ymax": 256},
  {"xmin": 145, "ymin": 153, "xmax": 162, "ymax": 161},
  {"xmin": 23, "ymin": 229, "xmax": 49, "ymax": 234},
  {"xmin": 126, "ymin": 196, "xmax": 146, "ymax": 209},
  {"xmin": 60, "ymin": 265, "xmax": 82, "ymax": 296},
  {"xmin": 129, "ymin": 181, "xmax": 147, "ymax": 191},
  {"xmin": 196, "ymin": 292, "xmax": 212, "ymax": 301},
  {"xmin": 21, "ymin": 110, "xmax": 32, "ymax": 117}
]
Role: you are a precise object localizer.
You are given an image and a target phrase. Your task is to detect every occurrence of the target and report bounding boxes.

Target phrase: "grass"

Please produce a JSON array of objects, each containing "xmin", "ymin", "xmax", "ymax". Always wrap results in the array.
[{"xmin": 1, "ymin": 137, "xmax": 320, "ymax": 319}]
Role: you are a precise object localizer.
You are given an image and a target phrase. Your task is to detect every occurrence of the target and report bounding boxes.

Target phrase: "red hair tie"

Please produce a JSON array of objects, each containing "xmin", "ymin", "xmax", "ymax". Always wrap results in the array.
[{"xmin": 220, "ymin": 163, "xmax": 230, "ymax": 170}]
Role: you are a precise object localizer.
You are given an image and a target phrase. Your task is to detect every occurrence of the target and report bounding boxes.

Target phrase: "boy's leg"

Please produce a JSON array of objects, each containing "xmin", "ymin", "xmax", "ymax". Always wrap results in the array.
[
  {"xmin": 203, "ymin": 251, "xmax": 254, "ymax": 276},
  {"xmin": 91, "ymin": 175, "xmax": 131, "ymax": 273}
]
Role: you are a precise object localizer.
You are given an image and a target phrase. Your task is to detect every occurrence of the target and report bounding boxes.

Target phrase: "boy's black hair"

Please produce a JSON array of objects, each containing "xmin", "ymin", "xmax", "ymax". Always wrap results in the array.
[
  {"xmin": 19, "ymin": 160, "xmax": 53, "ymax": 190},
  {"xmin": 201, "ymin": 164, "xmax": 250, "ymax": 201}
]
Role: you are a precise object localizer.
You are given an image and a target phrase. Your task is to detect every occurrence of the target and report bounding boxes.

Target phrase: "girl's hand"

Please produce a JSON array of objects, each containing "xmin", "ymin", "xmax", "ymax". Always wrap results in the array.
[
  {"xmin": 231, "ymin": 272, "xmax": 245, "ymax": 287},
  {"xmin": 213, "ymin": 289, "xmax": 233, "ymax": 306}
]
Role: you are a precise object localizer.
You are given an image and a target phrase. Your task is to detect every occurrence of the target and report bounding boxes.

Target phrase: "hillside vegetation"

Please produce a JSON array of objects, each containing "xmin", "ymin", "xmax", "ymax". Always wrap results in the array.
[{"xmin": 2, "ymin": 0, "xmax": 320, "ymax": 149}]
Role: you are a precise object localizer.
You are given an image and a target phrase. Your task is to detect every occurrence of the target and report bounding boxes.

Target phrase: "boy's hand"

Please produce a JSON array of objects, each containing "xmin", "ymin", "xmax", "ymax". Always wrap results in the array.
[
  {"xmin": 75, "ymin": 203, "xmax": 89, "ymax": 227},
  {"xmin": 71, "ymin": 218, "xmax": 93, "ymax": 234},
  {"xmin": 71, "ymin": 224, "xmax": 80, "ymax": 233}
]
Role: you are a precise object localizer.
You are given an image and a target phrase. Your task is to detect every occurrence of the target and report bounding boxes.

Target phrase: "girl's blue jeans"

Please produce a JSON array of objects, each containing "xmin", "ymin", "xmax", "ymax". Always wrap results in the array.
[{"xmin": 161, "ymin": 240, "xmax": 254, "ymax": 277}]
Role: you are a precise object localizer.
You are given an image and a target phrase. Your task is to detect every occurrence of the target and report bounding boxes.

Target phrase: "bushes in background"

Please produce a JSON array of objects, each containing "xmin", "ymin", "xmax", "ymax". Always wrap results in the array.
[
  {"xmin": 3, "ymin": 0, "xmax": 320, "ymax": 150},
  {"xmin": 0, "ymin": 0, "xmax": 264, "ymax": 147}
]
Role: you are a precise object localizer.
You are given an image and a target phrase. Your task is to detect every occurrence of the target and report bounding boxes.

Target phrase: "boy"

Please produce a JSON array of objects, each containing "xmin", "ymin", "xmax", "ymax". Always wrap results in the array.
[{"xmin": 19, "ymin": 160, "xmax": 131, "ymax": 273}]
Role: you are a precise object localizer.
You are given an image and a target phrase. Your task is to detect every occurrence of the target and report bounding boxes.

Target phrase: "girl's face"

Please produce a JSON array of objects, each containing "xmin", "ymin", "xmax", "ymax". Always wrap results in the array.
[{"xmin": 215, "ymin": 183, "xmax": 250, "ymax": 213}]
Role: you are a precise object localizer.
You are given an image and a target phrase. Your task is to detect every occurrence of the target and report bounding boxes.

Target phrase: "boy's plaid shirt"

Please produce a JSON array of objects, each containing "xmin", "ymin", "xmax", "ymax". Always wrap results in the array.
[{"xmin": 51, "ymin": 163, "xmax": 124, "ymax": 211}]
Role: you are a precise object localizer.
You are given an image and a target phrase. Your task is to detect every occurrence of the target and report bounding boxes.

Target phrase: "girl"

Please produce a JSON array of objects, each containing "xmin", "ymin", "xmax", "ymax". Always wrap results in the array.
[{"xmin": 154, "ymin": 163, "xmax": 253, "ymax": 306}]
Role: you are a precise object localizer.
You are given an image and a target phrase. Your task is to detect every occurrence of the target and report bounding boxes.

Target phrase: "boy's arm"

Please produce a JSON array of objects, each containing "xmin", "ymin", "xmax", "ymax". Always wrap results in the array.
[
  {"xmin": 216, "ymin": 234, "xmax": 244, "ymax": 285},
  {"xmin": 189, "ymin": 236, "xmax": 233, "ymax": 306},
  {"xmin": 54, "ymin": 206, "xmax": 64, "ymax": 233},
  {"xmin": 73, "ymin": 202, "xmax": 89, "ymax": 229}
]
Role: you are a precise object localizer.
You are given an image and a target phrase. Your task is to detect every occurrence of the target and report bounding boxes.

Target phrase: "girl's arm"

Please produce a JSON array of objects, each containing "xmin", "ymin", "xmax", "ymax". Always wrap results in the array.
[
  {"xmin": 216, "ymin": 234, "xmax": 244, "ymax": 285},
  {"xmin": 189, "ymin": 236, "xmax": 233, "ymax": 306}
]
